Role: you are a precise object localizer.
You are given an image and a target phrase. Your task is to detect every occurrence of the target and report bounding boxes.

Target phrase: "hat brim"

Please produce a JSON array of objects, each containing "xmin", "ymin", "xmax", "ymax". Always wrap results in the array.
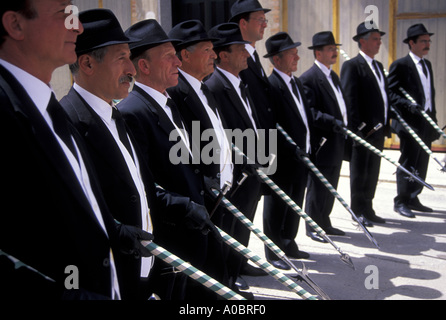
[
  {"xmin": 353, "ymin": 30, "xmax": 386, "ymax": 42},
  {"xmin": 214, "ymin": 39, "xmax": 251, "ymax": 49},
  {"xmin": 403, "ymin": 32, "xmax": 434, "ymax": 44},
  {"xmin": 308, "ymin": 43, "xmax": 342, "ymax": 50},
  {"xmin": 76, "ymin": 36, "xmax": 141, "ymax": 56},
  {"xmin": 174, "ymin": 37, "xmax": 220, "ymax": 50},
  {"xmin": 264, "ymin": 42, "xmax": 302, "ymax": 58},
  {"xmin": 229, "ymin": 8, "xmax": 272, "ymax": 22}
]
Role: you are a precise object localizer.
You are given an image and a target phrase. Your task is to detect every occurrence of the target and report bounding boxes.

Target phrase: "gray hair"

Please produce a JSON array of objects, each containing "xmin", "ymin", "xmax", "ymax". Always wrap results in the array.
[{"xmin": 69, "ymin": 47, "xmax": 109, "ymax": 75}]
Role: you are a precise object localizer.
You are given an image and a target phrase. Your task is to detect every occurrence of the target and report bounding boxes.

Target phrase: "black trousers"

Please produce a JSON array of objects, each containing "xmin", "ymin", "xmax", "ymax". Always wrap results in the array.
[
  {"xmin": 305, "ymin": 165, "xmax": 342, "ymax": 231},
  {"xmin": 395, "ymin": 130, "xmax": 431, "ymax": 206},
  {"xmin": 350, "ymin": 136, "xmax": 384, "ymax": 218},
  {"xmin": 263, "ymin": 168, "xmax": 308, "ymax": 261}
]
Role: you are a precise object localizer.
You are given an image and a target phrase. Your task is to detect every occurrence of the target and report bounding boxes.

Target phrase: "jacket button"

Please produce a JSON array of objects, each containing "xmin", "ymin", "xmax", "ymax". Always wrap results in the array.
[
  {"xmin": 195, "ymin": 169, "xmax": 200, "ymax": 174},
  {"xmin": 130, "ymin": 195, "xmax": 138, "ymax": 203},
  {"xmin": 200, "ymin": 191, "xmax": 205, "ymax": 196},
  {"xmin": 103, "ymin": 258, "xmax": 110, "ymax": 267}
]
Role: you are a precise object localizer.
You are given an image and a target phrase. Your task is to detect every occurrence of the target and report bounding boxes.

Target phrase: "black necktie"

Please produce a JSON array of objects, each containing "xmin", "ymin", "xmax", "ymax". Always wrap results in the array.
[
  {"xmin": 290, "ymin": 78, "xmax": 302, "ymax": 104},
  {"xmin": 112, "ymin": 107, "xmax": 134, "ymax": 161},
  {"xmin": 201, "ymin": 83, "xmax": 218, "ymax": 114},
  {"xmin": 167, "ymin": 98, "xmax": 184, "ymax": 131},
  {"xmin": 47, "ymin": 93, "xmax": 78, "ymax": 161},
  {"xmin": 239, "ymin": 81, "xmax": 249, "ymax": 105},
  {"xmin": 330, "ymin": 70, "xmax": 341, "ymax": 90},
  {"xmin": 420, "ymin": 59, "xmax": 429, "ymax": 78},
  {"xmin": 253, "ymin": 51, "xmax": 265, "ymax": 78},
  {"xmin": 373, "ymin": 60, "xmax": 382, "ymax": 81}
]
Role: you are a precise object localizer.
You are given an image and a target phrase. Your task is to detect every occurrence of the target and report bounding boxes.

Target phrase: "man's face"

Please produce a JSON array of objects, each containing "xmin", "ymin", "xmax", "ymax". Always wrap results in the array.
[
  {"xmin": 226, "ymin": 44, "xmax": 250, "ymax": 74},
  {"xmin": 317, "ymin": 45, "xmax": 338, "ymax": 67},
  {"xmin": 21, "ymin": 0, "xmax": 83, "ymax": 69},
  {"xmin": 360, "ymin": 31, "xmax": 382, "ymax": 57},
  {"xmin": 146, "ymin": 42, "xmax": 182, "ymax": 92},
  {"xmin": 410, "ymin": 34, "xmax": 431, "ymax": 58},
  {"xmin": 275, "ymin": 47, "xmax": 300, "ymax": 76},
  {"xmin": 242, "ymin": 11, "xmax": 268, "ymax": 43},
  {"xmin": 183, "ymin": 41, "xmax": 217, "ymax": 81},
  {"xmin": 92, "ymin": 44, "xmax": 136, "ymax": 102}
]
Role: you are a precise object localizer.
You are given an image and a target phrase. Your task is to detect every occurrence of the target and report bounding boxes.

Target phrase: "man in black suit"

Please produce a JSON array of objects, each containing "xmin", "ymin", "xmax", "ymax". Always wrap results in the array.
[
  {"xmin": 230, "ymin": 0, "xmax": 276, "ymax": 134},
  {"xmin": 341, "ymin": 22, "xmax": 390, "ymax": 226},
  {"xmin": 262, "ymin": 32, "xmax": 311, "ymax": 269},
  {"xmin": 118, "ymin": 19, "xmax": 224, "ymax": 300},
  {"xmin": 205, "ymin": 22, "xmax": 266, "ymax": 296},
  {"xmin": 389, "ymin": 24, "xmax": 439, "ymax": 218},
  {"xmin": 300, "ymin": 32, "xmax": 349, "ymax": 241},
  {"xmin": 0, "ymin": 1, "xmax": 152, "ymax": 300},
  {"xmin": 60, "ymin": 10, "xmax": 211, "ymax": 300}
]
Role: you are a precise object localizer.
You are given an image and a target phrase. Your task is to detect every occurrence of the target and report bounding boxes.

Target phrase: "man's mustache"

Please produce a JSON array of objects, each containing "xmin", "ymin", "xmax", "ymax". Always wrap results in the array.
[{"xmin": 119, "ymin": 74, "xmax": 134, "ymax": 84}]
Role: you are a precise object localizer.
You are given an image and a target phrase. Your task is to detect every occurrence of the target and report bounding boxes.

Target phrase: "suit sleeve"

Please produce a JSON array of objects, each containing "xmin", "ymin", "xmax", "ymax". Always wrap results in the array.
[{"xmin": 340, "ymin": 61, "xmax": 361, "ymax": 131}]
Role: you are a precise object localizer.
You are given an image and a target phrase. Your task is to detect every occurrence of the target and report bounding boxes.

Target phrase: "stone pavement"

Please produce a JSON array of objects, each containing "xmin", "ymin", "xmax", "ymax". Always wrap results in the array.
[{"xmin": 242, "ymin": 150, "xmax": 446, "ymax": 300}]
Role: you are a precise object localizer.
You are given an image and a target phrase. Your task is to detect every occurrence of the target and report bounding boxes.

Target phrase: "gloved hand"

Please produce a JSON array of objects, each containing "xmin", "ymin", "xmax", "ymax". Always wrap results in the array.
[
  {"xmin": 117, "ymin": 224, "xmax": 154, "ymax": 259},
  {"xmin": 185, "ymin": 202, "xmax": 222, "ymax": 242},
  {"xmin": 332, "ymin": 118, "xmax": 346, "ymax": 134},
  {"xmin": 294, "ymin": 146, "xmax": 309, "ymax": 161},
  {"xmin": 408, "ymin": 102, "xmax": 423, "ymax": 115}
]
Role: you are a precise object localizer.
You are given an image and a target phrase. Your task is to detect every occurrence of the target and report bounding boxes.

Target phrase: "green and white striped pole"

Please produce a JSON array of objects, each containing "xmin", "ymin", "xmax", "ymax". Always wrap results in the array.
[
  {"xmin": 276, "ymin": 124, "xmax": 380, "ymax": 249},
  {"xmin": 145, "ymin": 242, "xmax": 246, "ymax": 301},
  {"xmin": 213, "ymin": 191, "xmax": 331, "ymax": 300},
  {"xmin": 232, "ymin": 145, "xmax": 355, "ymax": 270},
  {"xmin": 215, "ymin": 227, "xmax": 318, "ymax": 300}
]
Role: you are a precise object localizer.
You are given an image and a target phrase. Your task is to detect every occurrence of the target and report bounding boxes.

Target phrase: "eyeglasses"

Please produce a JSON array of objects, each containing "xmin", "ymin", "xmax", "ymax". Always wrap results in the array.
[
  {"xmin": 249, "ymin": 18, "xmax": 268, "ymax": 25},
  {"xmin": 418, "ymin": 40, "xmax": 432, "ymax": 45}
]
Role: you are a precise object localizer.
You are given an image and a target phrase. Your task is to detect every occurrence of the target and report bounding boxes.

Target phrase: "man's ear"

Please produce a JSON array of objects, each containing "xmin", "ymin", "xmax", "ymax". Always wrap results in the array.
[
  {"xmin": 77, "ymin": 54, "xmax": 95, "ymax": 75},
  {"xmin": 137, "ymin": 58, "xmax": 150, "ymax": 76},
  {"xmin": 2, "ymin": 11, "xmax": 26, "ymax": 41}
]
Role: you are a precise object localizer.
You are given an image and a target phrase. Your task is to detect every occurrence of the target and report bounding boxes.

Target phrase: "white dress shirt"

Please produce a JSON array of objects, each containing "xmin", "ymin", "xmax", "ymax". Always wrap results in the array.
[
  {"xmin": 180, "ymin": 70, "xmax": 233, "ymax": 189},
  {"xmin": 0, "ymin": 59, "xmax": 121, "ymax": 299},
  {"xmin": 74, "ymin": 83, "xmax": 154, "ymax": 278},
  {"xmin": 135, "ymin": 81, "xmax": 193, "ymax": 159},
  {"xmin": 315, "ymin": 60, "xmax": 349, "ymax": 126},
  {"xmin": 274, "ymin": 68, "xmax": 311, "ymax": 153},
  {"xmin": 409, "ymin": 51, "xmax": 433, "ymax": 112},
  {"xmin": 359, "ymin": 51, "xmax": 389, "ymax": 123}
]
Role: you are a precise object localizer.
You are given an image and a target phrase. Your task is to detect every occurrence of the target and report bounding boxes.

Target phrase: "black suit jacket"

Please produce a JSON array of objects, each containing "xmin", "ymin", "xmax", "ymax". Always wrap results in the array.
[
  {"xmin": 0, "ymin": 65, "xmax": 118, "ymax": 299},
  {"xmin": 239, "ymin": 54, "xmax": 277, "ymax": 132},
  {"xmin": 268, "ymin": 70, "xmax": 312, "ymax": 181},
  {"xmin": 388, "ymin": 54, "xmax": 438, "ymax": 141},
  {"xmin": 118, "ymin": 84, "xmax": 209, "ymax": 268},
  {"xmin": 60, "ymin": 87, "xmax": 192, "ymax": 299},
  {"xmin": 167, "ymin": 73, "xmax": 225, "ymax": 183},
  {"xmin": 341, "ymin": 54, "xmax": 391, "ymax": 142},
  {"xmin": 299, "ymin": 64, "xmax": 350, "ymax": 166}
]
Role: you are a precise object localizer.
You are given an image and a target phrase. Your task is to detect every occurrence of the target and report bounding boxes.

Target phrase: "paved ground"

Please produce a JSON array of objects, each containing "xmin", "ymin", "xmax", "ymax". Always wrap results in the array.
[{"xmin": 242, "ymin": 150, "xmax": 446, "ymax": 300}]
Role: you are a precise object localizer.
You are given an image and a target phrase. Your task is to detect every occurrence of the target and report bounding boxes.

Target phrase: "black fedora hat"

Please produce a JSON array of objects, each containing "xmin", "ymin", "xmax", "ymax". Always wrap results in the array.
[
  {"xmin": 403, "ymin": 24, "xmax": 434, "ymax": 44},
  {"xmin": 75, "ymin": 9, "xmax": 140, "ymax": 56},
  {"xmin": 264, "ymin": 32, "xmax": 301, "ymax": 58},
  {"xmin": 125, "ymin": 19, "xmax": 181, "ymax": 57},
  {"xmin": 168, "ymin": 20, "xmax": 218, "ymax": 50},
  {"xmin": 208, "ymin": 23, "xmax": 251, "ymax": 49},
  {"xmin": 353, "ymin": 21, "xmax": 386, "ymax": 42},
  {"xmin": 229, "ymin": 0, "xmax": 271, "ymax": 23},
  {"xmin": 308, "ymin": 31, "xmax": 341, "ymax": 50}
]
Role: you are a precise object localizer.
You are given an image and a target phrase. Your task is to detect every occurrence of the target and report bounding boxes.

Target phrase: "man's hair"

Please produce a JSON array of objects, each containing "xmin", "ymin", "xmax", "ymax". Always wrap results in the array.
[
  {"xmin": 233, "ymin": 12, "xmax": 251, "ymax": 25},
  {"xmin": 407, "ymin": 36, "xmax": 421, "ymax": 50},
  {"xmin": 69, "ymin": 47, "xmax": 109, "ymax": 76},
  {"xmin": 0, "ymin": 0, "xmax": 38, "ymax": 46},
  {"xmin": 214, "ymin": 45, "xmax": 233, "ymax": 65},
  {"xmin": 357, "ymin": 32, "xmax": 372, "ymax": 49}
]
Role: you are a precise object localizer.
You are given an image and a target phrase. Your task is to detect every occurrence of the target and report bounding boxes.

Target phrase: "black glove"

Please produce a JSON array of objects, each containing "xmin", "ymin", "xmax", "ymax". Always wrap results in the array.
[
  {"xmin": 117, "ymin": 224, "xmax": 154, "ymax": 259},
  {"xmin": 185, "ymin": 202, "xmax": 222, "ymax": 242},
  {"xmin": 332, "ymin": 118, "xmax": 346, "ymax": 134},
  {"xmin": 408, "ymin": 102, "xmax": 423, "ymax": 115},
  {"xmin": 294, "ymin": 146, "xmax": 309, "ymax": 161}
]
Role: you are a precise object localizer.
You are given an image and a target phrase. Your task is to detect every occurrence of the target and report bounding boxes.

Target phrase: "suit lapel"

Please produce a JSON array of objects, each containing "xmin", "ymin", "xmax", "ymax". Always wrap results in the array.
[
  {"xmin": 357, "ymin": 54, "xmax": 382, "ymax": 94},
  {"xmin": 0, "ymin": 66, "xmax": 105, "ymax": 228},
  {"xmin": 63, "ymin": 88, "xmax": 134, "ymax": 189}
]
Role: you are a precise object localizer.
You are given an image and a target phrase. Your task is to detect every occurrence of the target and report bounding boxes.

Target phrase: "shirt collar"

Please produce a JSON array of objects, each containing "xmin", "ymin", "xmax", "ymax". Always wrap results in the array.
[
  {"xmin": 274, "ymin": 67, "xmax": 292, "ymax": 85},
  {"xmin": 179, "ymin": 69, "xmax": 202, "ymax": 95},
  {"xmin": 217, "ymin": 67, "xmax": 242, "ymax": 89},
  {"xmin": 409, "ymin": 51, "xmax": 422, "ymax": 65},
  {"xmin": 73, "ymin": 83, "xmax": 114, "ymax": 125},
  {"xmin": 0, "ymin": 58, "xmax": 53, "ymax": 116},
  {"xmin": 359, "ymin": 50, "xmax": 375, "ymax": 65},
  {"xmin": 134, "ymin": 81, "xmax": 168, "ymax": 108},
  {"xmin": 245, "ymin": 44, "xmax": 256, "ymax": 60},
  {"xmin": 314, "ymin": 60, "xmax": 332, "ymax": 78}
]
